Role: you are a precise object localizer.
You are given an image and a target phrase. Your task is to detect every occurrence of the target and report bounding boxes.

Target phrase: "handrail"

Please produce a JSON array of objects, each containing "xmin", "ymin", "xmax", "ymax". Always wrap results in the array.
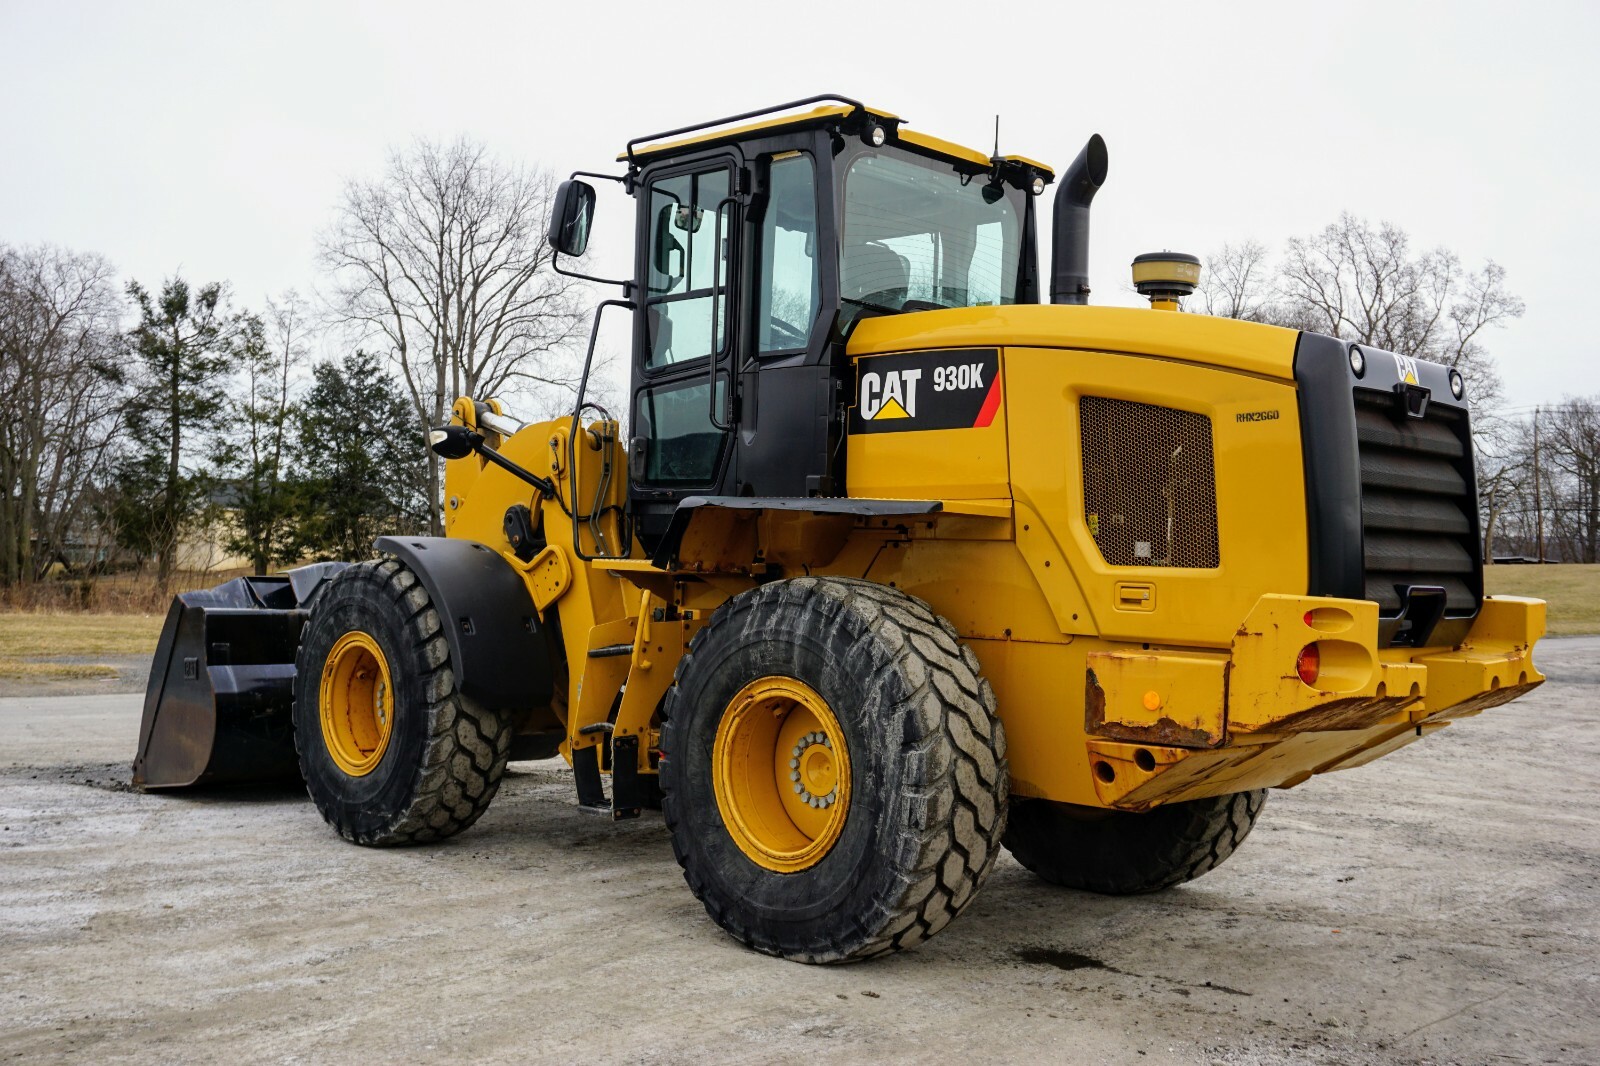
[
  {"xmin": 567, "ymin": 298, "xmax": 634, "ymax": 561},
  {"xmin": 707, "ymin": 195, "xmax": 737, "ymax": 431},
  {"xmin": 626, "ymin": 94, "xmax": 868, "ymax": 166}
]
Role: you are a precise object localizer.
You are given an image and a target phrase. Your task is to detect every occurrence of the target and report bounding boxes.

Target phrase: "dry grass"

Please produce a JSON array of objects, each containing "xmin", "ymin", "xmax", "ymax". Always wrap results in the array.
[
  {"xmin": 0, "ymin": 612, "xmax": 167, "ymax": 658},
  {"xmin": 0, "ymin": 613, "xmax": 164, "ymax": 685},
  {"xmin": 1485, "ymin": 563, "xmax": 1600, "ymax": 636},
  {"xmin": 0, "ymin": 660, "xmax": 121, "ymax": 682},
  {"xmin": 0, "ymin": 568, "xmax": 249, "ymax": 614}
]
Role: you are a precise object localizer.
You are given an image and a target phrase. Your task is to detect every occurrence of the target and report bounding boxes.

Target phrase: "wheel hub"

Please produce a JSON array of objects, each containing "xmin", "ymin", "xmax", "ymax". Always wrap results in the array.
[
  {"xmin": 318, "ymin": 630, "xmax": 394, "ymax": 777},
  {"xmin": 789, "ymin": 732, "xmax": 839, "ymax": 808},
  {"xmin": 712, "ymin": 676, "xmax": 851, "ymax": 873}
]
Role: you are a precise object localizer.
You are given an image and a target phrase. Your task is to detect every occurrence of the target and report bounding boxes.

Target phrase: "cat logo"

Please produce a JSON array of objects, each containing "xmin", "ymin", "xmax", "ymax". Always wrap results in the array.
[
  {"xmin": 859, "ymin": 368, "xmax": 922, "ymax": 420},
  {"xmin": 1394, "ymin": 352, "xmax": 1420, "ymax": 386},
  {"xmin": 850, "ymin": 349, "xmax": 1003, "ymax": 435}
]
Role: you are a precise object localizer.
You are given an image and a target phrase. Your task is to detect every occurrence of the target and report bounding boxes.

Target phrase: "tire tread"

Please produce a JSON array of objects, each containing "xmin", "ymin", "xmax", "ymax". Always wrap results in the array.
[
  {"xmin": 661, "ymin": 576, "xmax": 1007, "ymax": 962},
  {"xmin": 1005, "ymin": 789, "xmax": 1266, "ymax": 895},
  {"xmin": 293, "ymin": 558, "xmax": 512, "ymax": 847}
]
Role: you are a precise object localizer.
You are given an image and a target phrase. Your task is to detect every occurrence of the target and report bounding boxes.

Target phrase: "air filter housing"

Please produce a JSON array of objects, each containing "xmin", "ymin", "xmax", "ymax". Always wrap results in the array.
[{"xmin": 1132, "ymin": 251, "xmax": 1201, "ymax": 309}]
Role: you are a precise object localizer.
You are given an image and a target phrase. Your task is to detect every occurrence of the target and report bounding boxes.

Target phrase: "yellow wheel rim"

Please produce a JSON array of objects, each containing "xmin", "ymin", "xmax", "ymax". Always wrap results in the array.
[
  {"xmin": 318, "ymin": 631, "xmax": 394, "ymax": 777},
  {"xmin": 712, "ymin": 676, "xmax": 851, "ymax": 873}
]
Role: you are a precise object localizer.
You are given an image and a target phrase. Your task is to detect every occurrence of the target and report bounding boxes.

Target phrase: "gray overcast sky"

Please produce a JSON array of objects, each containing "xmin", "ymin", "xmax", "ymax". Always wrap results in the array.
[{"xmin": 3, "ymin": 0, "xmax": 1596, "ymax": 412}]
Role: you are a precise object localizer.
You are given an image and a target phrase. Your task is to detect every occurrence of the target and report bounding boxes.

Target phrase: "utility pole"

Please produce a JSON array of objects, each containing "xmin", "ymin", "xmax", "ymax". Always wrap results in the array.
[{"xmin": 1533, "ymin": 405, "xmax": 1544, "ymax": 564}]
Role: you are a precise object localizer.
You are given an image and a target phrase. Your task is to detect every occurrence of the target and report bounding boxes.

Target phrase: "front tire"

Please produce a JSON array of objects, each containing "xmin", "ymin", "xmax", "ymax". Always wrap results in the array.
[
  {"xmin": 292, "ymin": 558, "xmax": 513, "ymax": 846},
  {"xmin": 1003, "ymin": 790, "xmax": 1266, "ymax": 894},
  {"xmin": 661, "ymin": 577, "xmax": 1008, "ymax": 963}
]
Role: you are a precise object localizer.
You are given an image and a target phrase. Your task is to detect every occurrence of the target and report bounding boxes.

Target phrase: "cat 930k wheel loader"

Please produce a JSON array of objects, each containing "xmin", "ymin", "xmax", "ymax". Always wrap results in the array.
[{"xmin": 133, "ymin": 96, "xmax": 1546, "ymax": 964}]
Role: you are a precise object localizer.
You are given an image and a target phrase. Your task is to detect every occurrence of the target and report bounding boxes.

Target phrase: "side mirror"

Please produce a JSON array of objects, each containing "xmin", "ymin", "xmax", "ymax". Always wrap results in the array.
[{"xmin": 547, "ymin": 180, "xmax": 597, "ymax": 257}]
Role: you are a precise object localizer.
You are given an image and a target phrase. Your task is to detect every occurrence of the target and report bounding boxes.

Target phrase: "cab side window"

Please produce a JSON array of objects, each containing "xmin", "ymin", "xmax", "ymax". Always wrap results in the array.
[
  {"xmin": 634, "ymin": 378, "xmax": 727, "ymax": 485},
  {"xmin": 645, "ymin": 168, "xmax": 732, "ymax": 367},
  {"xmin": 757, "ymin": 154, "xmax": 819, "ymax": 353}
]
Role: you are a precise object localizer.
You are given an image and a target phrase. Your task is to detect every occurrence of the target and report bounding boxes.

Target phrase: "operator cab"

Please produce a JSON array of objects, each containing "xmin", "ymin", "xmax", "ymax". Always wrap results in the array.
[{"xmin": 548, "ymin": 95, "xmax": 1054, "ymax": 549}]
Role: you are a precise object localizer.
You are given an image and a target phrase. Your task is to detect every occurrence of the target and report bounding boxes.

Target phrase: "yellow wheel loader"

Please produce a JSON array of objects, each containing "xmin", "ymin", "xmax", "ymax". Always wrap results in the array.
[{"xmin": 134, "ymin": 95, "xmax": 1546, "ymax": 963}]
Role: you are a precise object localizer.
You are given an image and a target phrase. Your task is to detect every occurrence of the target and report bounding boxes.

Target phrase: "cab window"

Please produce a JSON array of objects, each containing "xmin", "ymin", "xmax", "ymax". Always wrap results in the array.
[
  {"xmin": 635, "ymin": 378, "xmax": 727, "ymax": 485},
  {"xmin": 645, "ymin": 168, "xmax": 732, "ymax": 368},
  {"xmin": 757, "ymin": 154, "xmax": 819, "ymax": 353},
  {"xmin": 840, "ymin": 151, "xmax": 1021, "ymax": 320}
]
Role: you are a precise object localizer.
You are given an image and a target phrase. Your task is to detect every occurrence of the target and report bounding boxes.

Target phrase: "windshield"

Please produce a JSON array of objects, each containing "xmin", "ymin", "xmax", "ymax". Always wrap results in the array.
[{"xmin": 840, "ymin": 150, "xmax": 1023, "ymax": 318}]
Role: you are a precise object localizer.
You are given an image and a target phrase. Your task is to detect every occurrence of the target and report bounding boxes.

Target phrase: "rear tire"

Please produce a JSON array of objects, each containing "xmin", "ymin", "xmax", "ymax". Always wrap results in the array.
[
  {"xmin": 661, "ymin": 576, "xmax": 1007, "ymax": 963},
  {"xmin": 1003, "ymin": 790, "xmax": 1266, "ymax": 894},
  {"xmin": 292, "ymin": 558, "xmax": 513, "ymax": 846}
]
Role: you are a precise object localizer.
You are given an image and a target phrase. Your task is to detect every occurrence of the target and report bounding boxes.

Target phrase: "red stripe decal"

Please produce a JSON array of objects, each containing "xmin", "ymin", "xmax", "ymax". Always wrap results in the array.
[{"xmin": 973, "ymin": 376, "xmax": 1003, "ymax": 427}]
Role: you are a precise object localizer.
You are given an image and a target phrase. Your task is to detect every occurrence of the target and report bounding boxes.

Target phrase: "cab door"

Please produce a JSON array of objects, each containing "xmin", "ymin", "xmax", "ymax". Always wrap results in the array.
[{"xmin": 630, "ymin": 155, "xmax": 740, "ymax": 540}]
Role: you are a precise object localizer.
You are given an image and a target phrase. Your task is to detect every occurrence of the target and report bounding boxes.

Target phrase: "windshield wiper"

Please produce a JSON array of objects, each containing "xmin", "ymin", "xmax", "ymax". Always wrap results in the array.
[{"xmin": 841, "ymin": 296, "xmax": 905, "ymax": 317}]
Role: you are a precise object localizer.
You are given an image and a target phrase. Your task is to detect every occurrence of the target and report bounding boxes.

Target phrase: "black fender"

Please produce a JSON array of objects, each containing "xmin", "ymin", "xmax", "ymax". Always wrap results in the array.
[
  {"xmin": 374, "ymin": 536, "xmax": 552, "ymax": 712},
  {"xmin": 651, "ymin": 495, "xmax": 943, "ymax": 569}
]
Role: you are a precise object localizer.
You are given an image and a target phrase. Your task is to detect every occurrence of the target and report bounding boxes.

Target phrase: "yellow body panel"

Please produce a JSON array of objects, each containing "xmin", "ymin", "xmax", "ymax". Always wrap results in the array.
[
  {"xmin": 846, "ymin": 371, "xmax": 1011, "ymax": 501},
  {"xmin": 1005, "ymin": 346, "xmax": 1307, "ymax": 645},
  {"xmin": 849, "ymin": 304, "xmax": 1300, "ymax": 381},
  {"xmin": 896, "ymin": 128, "xmax": 993, "ymax": 169}
]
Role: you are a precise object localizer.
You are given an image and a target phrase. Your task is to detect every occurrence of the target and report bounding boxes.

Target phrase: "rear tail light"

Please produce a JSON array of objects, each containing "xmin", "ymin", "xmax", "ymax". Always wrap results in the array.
[{"xmin": 1296, "ymin": 644, "xmax": 1321, "ymax": 687}]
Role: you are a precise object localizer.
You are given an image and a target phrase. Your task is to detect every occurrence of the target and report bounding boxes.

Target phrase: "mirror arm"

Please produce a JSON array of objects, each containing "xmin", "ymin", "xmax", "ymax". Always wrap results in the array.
[
  {"xmin": 550, "ymin": 171, "xmax": 632, "ymax": 289},
  {"xmin": 552, "ymin": 250, "xmax": 633, "ymax": 294},
  {"xmin": 477, "ymin": 443, "xmax": 557, "ymax": 499},
  {"xmin": 429, "ymin": 426, "xmax": 557, "ymax": 498}
]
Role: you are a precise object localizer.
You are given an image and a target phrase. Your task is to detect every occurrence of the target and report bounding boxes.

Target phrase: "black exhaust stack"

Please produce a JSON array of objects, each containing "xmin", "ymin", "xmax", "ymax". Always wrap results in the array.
[{"xmin": 1049, "ymin": 134, "xmax": 1109, "ymax": 305}]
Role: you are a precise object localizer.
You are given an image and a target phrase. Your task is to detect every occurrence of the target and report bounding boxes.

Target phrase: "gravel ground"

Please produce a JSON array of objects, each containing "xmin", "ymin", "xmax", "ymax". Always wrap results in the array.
[{"xmin": 1, "ymin": 639, "xmax": 1596, "ymax": 1065}]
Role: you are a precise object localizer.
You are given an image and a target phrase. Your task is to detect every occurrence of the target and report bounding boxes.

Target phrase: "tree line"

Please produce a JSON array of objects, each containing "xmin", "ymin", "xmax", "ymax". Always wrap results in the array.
[
  {"xmin": 1, "ymin": 138, "xmax": 585, "ymax": 594},
  {"xmin": 5, "ymin": 148, "xmax": 1596, "ymax": 599},
  {"xmin": 1200, "ymin": 214, "xmax": 1599, "ymax": 564},
  {"xmin": 0, "ymin": 251, "xmax": 426, "ymax": 588}
]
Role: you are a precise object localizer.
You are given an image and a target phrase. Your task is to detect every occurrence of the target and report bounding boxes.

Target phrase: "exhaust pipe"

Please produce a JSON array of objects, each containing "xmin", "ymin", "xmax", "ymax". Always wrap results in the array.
[{"xmin": 1049, "ymin": 134, "xmax": 1109, "ymax": 305}]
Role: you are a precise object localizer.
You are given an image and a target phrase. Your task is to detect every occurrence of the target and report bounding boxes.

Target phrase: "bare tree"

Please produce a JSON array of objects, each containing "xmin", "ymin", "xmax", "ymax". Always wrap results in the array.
[
  {"xmin": 1543, "ymin": 396, "xmax": 1600, "ymax": 563},
  {"xmin": 0, "ymin": 244, "xmax": 126, "ymax": 586},
  {"xmin": 1197, "ymin": 240, "xmax": 1283, "ymax": 324},
  {"xmin": 319, "ymin": 138, "xmax": 586, "ymax": 532},
  {"xmin": 1473, "ymin": 409, "xmax": 1532, "ymax": 563},
  {"xmin": 1278, "ymin": 213, "xmax": 1522, "ymax": 400}
]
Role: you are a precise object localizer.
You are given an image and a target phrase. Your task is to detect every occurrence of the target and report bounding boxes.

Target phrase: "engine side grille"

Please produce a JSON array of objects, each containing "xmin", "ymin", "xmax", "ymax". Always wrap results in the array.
[
  {"xmin": 1353, "ymin": 396, "xmax": 1479, "ymax": 615},
  {"xmin": 1080, "ymin": 396, "xmax": 1220, "ymax": 569}
]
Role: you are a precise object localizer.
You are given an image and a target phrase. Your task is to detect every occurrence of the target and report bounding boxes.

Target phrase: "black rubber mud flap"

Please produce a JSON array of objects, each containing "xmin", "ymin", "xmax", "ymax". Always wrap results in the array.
[
  {"xmin": 610, "ymin": 734, "xmax": 643, "ymax": 820},
  {"xmin": 572, "ymin": 744, "xmax": 607, "ymax": 812},
  {"xmin": 133, "ymin": 562, "xmax": 348, "ymax": 789}
]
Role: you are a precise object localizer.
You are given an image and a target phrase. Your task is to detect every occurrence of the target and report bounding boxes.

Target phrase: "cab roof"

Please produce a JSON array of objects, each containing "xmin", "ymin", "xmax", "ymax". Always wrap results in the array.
[{"xmin": 619, "ymin": 96, "xmax": 1054, "ymax": 180}]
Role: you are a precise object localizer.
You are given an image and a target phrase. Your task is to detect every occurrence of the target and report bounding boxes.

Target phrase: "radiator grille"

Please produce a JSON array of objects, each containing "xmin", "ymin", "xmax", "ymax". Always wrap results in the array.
[
  {"xmin": 1080, "ymin": 397, "xmax": 1220, "ymax": 568},
  {"xmin": 1353, "ymin": 395, "xmax": 1478, "ymax": 615}
]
